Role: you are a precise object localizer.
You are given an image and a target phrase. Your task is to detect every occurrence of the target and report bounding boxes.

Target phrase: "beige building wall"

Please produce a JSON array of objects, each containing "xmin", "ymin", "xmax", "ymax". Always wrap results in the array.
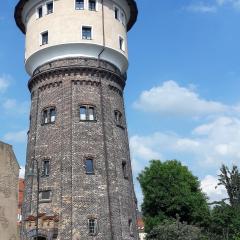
[{"xmin": 0, "ymin": 141, "xmax": 20, "ymax": 240}]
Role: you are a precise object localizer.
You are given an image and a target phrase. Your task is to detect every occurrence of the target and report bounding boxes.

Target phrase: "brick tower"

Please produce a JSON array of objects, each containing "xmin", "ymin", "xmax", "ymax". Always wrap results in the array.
[{"xmin": 15, "ymin": 0, "xmax": 138, "ymax": 239}]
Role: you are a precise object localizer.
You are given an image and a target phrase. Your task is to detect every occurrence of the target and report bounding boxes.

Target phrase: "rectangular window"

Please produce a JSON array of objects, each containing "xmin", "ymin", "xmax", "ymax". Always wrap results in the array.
[
  {"xmin": 88, "ymin": 219, "xmax": 97, "ymax": 235},
  {"xmin": 122, "ymin": 161, "xmax": 128, "ymax": 179},
  {"xmin": 114, "ymin": 110, "xmax": 123, "ymax": 126},
  {"xmin": 89, "ymin": 0, "xmax": 96, "ymax": 11},
  {"xmin": 115, "ymin": 7, "xmax": 119, "ymax": 20},
  {"xmin": 50, "ymin": 108, "xmax": 56, "ymax": 123},
  {"xmin": 40, "ymin": 190, "xmax": 51, "ymax": 200},
  {"xmin": 47, "ymin": 1, "xmax": 53, "ymax": 14},
  {"xmin": 119, "ymin": 37, "xmax": 125, "ymax": 51},
  {"xmin": 38, "ymin": 6, "xmax": 43, "ymax": 18},
  {"xmin": 85, "ymin": 159, "xmax": 94, "ymax": 174},
  {"xmin": 76, "ymin": 0, "xmax": 84, "ymax": 10},
  {"xmin": 42, "ymin": 160, "xmax": 50, "ymax": 177},
  {"xmin": 88, "ymin": 107, "xmax": 95, "ymax": 121},
  {"xmin": 82, "ymin": 26, "xmax": 92, "ymax": 40},
  {"xmin": 43, "ymin": 110, "xmax": 48, "ymax": 124},
  {"xmin": 80, "ymin": 106, "xmax": 87, "ymax": 120},
  {"xmin": 129, "ymin": 219, "xmax": 133, "ymax": 236},
  {"xmin": 121, "ymin": 11, "xmax": 126, "ymax": 26},
  {"xmin": 41, "ymin": 31, "xmax": 48, "ymax": 45}
]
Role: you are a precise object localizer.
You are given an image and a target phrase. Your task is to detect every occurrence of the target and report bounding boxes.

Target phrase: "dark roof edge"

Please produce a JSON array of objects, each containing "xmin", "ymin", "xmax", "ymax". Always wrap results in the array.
[{"xmin": 14, "ymin": 0, "xmax": 138, "ymax": 34}]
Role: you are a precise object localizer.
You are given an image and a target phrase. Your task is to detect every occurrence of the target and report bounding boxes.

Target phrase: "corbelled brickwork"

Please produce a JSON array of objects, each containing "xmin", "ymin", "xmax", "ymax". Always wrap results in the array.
[{"xmin": 22, "ymin": 58, "xmax": 138, "ymax": 240}]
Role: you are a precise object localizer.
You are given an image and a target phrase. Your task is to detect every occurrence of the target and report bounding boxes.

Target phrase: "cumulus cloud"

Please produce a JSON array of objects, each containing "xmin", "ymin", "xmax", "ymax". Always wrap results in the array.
[
  {"xmin": 133, "ymin": 81, "xmax": 228, "ymax": 118},
  {"xmin": 201, "ymin": 175, "xmax": 227, "ymax": 202},
  {"xmin": 0, "ymin": 75, "xmax": 10, "ymax": 93},
  {"xmin": 130, "ymin": 116, "xmax": 240, "ymax": 176},
  {"xmin": 3, "ymin": 130, "xmax": 27, "ymax": 143}
]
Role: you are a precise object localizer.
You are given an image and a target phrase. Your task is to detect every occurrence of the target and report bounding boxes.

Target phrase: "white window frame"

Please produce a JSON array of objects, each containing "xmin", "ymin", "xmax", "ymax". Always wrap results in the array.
[
  {"xmin": 46, "ymin": 1, "xmax": 54, "ymax": 15},
  {"xmin": 87, "ymin": 0, "xmax": 98, "ymax": 11},
  {"xmin": 40, "ymin": 31, "xmax": 49, "ymax": 46},
  {"xmin": 75, "ymin": 0, "xmax": 85, "ymax": 10},
  {"xmin": 81, "ymin": 25, "xmax": 93, "ymax": 40},
  {"xmin": 36, "ymin": 5, "xmax": 43, "ymax": 19},
  {"xmin": 114, "ymin": 5, "xmax": 120, "ymax": 21},
  {"xmin": 119, "ymin": 36, "xmax": 125, "ymax": 52}
]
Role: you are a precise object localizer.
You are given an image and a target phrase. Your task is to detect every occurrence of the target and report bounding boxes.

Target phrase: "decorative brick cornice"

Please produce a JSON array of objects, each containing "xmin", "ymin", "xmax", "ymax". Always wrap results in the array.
[
  {"xmin": 108, "ymin": 85, "xmax": 123, "ymax": 97},
  {"xmin": 39, "ymin": 81, "xmax": 62, "ymax": 92},
  {"xmin": 28, "ymin": 58, "xmax": 126, "ymax": 92}
]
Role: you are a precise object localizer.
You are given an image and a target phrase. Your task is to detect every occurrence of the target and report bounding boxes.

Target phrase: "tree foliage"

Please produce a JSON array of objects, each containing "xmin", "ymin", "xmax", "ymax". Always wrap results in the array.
[
  {"xmin": 218, "ymin": 164, "xmax": 240, "ymax": 207},
  {"xmin": 138, "ymin": 160, "xmax": 210, "ymax": 232}
]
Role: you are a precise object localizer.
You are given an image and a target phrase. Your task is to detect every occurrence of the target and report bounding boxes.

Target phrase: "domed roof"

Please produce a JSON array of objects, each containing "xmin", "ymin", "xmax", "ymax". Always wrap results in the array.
[{"xmin": 14, "ymin": 0, "xmax": 138, "ymax": 34}]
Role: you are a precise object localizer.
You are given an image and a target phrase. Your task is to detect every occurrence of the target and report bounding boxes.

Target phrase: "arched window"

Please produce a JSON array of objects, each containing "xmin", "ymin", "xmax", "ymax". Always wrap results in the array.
[
  {"xmin": 79, "ymin": 105, "xmax": 96, "ymax": 121},
  {"xmin": 42, "ymin": 107, "xmax": 56, "ymax": 125}
]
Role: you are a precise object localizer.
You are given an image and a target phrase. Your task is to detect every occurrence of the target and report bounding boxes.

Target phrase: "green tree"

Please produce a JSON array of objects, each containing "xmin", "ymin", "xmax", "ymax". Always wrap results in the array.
[
  {"xmin": 218, "ymin": 165, "xmax": 240, "ymax": 207},
  {"xmin": 138, "ymin": 160, "xmax": 210, "ymax": 232},
  {"xmin": 147, "ymin": 219, "xmax": 207, "ymax": 240}
]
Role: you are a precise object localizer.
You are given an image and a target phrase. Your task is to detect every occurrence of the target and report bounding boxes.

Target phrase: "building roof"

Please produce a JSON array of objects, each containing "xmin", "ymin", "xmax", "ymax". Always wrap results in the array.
[{"xmin": 14, "ymin": 0, "xmax": 138, "ymax": 34}]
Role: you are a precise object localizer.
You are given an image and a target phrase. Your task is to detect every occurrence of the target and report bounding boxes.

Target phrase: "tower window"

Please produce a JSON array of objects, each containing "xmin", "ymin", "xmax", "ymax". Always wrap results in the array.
[
  {"xmin": 41, "ymin": 31, "xmax": 48, "ymax": 45},
  {"xmin": 122, "ymin": 161, "xmax": 128, "ymax": 179},
  {"xmin": 80, "ymin": 105, "xmax": 96, "ymax": 121},
  {"xmin": 129, "ymin": 219, "xmax": 134, "ymax": 236},
  {"xmin": 89, "ymin": 0, "xmax": 96, "ymax": 11},
  {"xmin": 42, "ymin": 107, "xmax": 56, "ymax": 125},
  {"xmin": 47, "ymin": 1, "xmax": 53, "ymax": 14},
  {"xmin": 82, "ymin": 26, "xmax": 92, "ymax": 40},
  {"xmin": 88, "ymin": 218, "xmax": 97, "ymax": 235},
  {"xmin": 42, "ymin": 160, "xmax": 50, "ymax": 177},
  {"xmin": 119, "ymin": 37, "xmax": 125, "ymax": 51},
  {"xmin": 85, "ymin": 159, "xmax": 94, "ymax": 174},
  {"xmin": 115, "ymin": 7, "xmax": 120, "ymax": 20},
  {"xmin": 40, "ymin": 190, "xmax": 51, "ymax": 202},
  {"xmin": 114, "ymin": 110, "xmax": 123, "ymax": 127},
  {"xmin": 121, "ymin": 11, "xmax": 126, "ymax": 26},
  {"xmin": 37, "ymin": 6, "xmax": 43, "ymax": 18},
  {"xmin": 76, "ymin": 0, "xmax": 84, "ymax": 10}
]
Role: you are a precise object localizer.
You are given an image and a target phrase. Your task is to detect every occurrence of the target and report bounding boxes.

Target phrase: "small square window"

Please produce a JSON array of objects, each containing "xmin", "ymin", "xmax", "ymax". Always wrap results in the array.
[
  {"xmin": 37, "ymin": 6, "xmax": 43, "ymax": 18},
  {"xmin": 41, "ymin": 31, "xmax": 48, "ymax": 45},
  {"xmin": 76, "ymin": 0, "xmax": 84, "ymax": 10},
  {"xmin": 85, "ymin": 159, "xmax": 94, "ymax": 174},
  {"xmin": 40, "ymin": 190, "xmax": 51, "ymax": 201},
  {"xmin": 42, "ymin": 160, "xmax": 50, "ymax": 177},
  {"xmin": 88, "ymin": 219, "xmax": 97, "ymax": 235},
  {"xmin": 47, "ymin": 2, "xmax": 53, "ymax": 14},
  {"xmin": 82, "ymin": 26, "xmax": 92, "ymax": 40},
  {"xmin": 89, "ymin": 0, "xmax": 96, "ymax": 11}
]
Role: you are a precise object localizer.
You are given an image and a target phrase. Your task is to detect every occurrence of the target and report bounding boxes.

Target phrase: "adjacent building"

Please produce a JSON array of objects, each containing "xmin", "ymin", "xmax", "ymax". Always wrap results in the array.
[
  {"xmin": 0, "ymin": 141, "xmax": 20, "ymax": 240},
  {"xmin": 14, "ymin": 0, "xmax": 139, "ymax": 239}
]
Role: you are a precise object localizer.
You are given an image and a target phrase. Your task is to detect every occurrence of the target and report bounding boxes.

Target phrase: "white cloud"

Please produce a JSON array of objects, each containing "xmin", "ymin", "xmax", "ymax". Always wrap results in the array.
[
  {"xmin": 185, "ymin": 0, "xmax": 240, "ymax": 13},
  {"xmin": 3, "ymin": 130, "xmax": 27, "ymax": 143},
  {"xmin": 185, "ymin": 3, "xmax": 217, "ymax": 13},
  {"xmin": 133, "ymin": 81, "xmax": 228, "ymax": 118},
  {"xmin": 130, "ymin": 116, "xmax": 240, "ymax": 177},
  {"xmin": 19, "ymin": 166, "xmax": 25, "ymax": 179},
  {"xmin": 0, "ymin": 75, "xmax": 10, "ymax": 93},
  {"xmin": 2, "ymin": 99, "xmax": 29, "ymax": 115},
  {"xmin": 201, "ymin": 175, "xmax": 227, "ymax": 202}
]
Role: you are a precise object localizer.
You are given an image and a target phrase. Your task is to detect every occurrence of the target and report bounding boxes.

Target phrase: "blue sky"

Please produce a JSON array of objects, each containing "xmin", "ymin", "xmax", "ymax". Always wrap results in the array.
[{"xmin": 2, "ymin": 0, "xmax": 240, "ymax": 205}]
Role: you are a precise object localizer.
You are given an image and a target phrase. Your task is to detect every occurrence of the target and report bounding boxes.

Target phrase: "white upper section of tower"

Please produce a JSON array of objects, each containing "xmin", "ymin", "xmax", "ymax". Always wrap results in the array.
[{"xmin": 15, "ymin": 0, "xmax": 138, "ymax": 76}]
